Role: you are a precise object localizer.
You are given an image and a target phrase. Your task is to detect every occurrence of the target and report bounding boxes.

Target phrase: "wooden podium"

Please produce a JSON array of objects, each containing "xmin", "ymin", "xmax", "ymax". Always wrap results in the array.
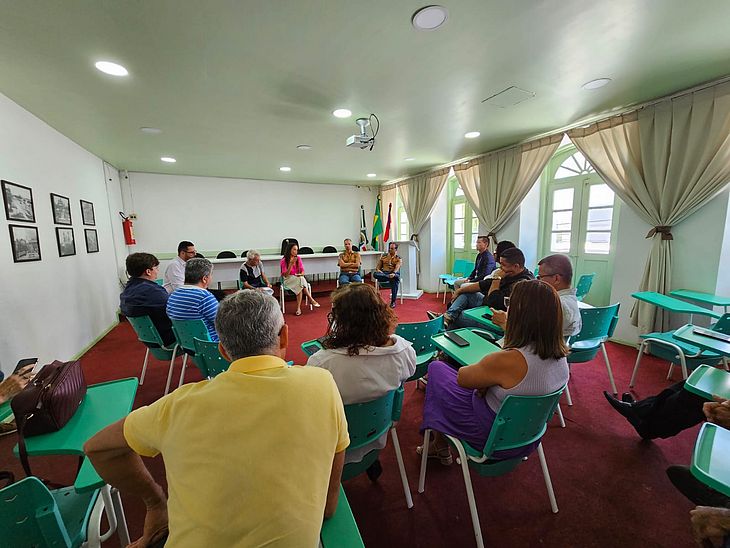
[{"xmin": 393, "ymin": 240, "xmax": 423, "ymax": 300}]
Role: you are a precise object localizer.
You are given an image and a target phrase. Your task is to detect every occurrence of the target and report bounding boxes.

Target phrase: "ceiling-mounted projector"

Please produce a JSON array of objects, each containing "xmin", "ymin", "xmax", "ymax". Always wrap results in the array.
[{"xmin": 346, "ymin": 114, "xmax": 379, "ymax": 150}]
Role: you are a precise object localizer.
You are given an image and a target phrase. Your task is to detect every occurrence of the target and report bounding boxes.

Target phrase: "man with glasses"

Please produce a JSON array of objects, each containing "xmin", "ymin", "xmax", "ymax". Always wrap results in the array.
[
  {"xmin": 164, "ymin": 240, "xmax": 196, "ymax": 293},
  {"xmin": 491, "ymin": 253, "xmax": 581, "ymax": 339}
]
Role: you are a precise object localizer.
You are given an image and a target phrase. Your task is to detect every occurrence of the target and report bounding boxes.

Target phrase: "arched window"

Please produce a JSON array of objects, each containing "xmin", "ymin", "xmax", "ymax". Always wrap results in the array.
[{"xmin": 554, "ymin": 150, "xmax": 596, "ymax": 179}]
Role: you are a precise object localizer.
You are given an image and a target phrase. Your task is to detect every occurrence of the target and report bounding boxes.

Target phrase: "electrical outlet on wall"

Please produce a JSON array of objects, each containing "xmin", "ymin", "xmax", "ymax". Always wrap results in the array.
[{"xmin": 129, "ymin": 214, "xmax": 137, "ymax": 220}]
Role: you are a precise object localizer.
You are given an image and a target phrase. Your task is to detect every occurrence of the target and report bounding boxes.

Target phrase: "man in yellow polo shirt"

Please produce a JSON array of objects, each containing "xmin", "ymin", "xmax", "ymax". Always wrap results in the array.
[{"xmin": 84, "ymin": 290, "xmax": 349, "ymax": 547}]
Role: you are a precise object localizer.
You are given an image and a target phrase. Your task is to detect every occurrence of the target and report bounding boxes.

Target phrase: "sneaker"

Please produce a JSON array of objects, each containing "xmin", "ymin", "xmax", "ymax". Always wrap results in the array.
[
  {"xmin": 0, "ymin": 421, "xmax": 17, "ymax": 437},
  {"xmin": 366, "ymin": 459, "xmax": 383, "ymax": 482},
  {"xmin": 427, "ymin": 310, "xmax": 443, "ymax": 320}
]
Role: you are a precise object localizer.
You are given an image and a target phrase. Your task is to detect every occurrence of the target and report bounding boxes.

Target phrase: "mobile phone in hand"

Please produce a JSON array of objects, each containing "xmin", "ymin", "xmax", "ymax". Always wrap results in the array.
[{"xmin": 13, "ymin": 357, "xmax": 38, "ymax": 375}]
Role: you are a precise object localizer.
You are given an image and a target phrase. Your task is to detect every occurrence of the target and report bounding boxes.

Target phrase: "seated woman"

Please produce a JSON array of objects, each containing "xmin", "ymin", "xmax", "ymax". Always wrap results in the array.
[
  {"xmin": 280, "ymin": 243, "xmax": 320, "ymax": 315},
  {"xmin": 419, "ymin": 279, "xmax": 569, "ymax": 465},
  {"xmin": 307, "ymin": 283, "xmax": 416, "ymax": 476},
  {"xmin": 240, "ymin": 249, "xmax": 273, "ymax": 296}
]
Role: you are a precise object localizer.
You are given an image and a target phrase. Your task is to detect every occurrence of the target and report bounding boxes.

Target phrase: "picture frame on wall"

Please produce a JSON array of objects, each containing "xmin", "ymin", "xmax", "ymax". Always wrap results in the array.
[
  {"xmin": 84, "ymin": 228, "xmax": 99, "ymax": 253},
  {"xmin": 9, "ymin": 224, "xmax": 41, "ymax": 262},
  {"xmin": 55, "ymin": 227, "xmax": 75, "ymax": 257},
  {"xmin": 2, "ymin": 180, "xmax": 36, "ymax": 223},
  {"xmin": 80, "ymin": 199, "xmax": 95, "ymax": 226},
  {"xmin": 51, "ymin": 193, "xmax": 72, "ymax": 225}
]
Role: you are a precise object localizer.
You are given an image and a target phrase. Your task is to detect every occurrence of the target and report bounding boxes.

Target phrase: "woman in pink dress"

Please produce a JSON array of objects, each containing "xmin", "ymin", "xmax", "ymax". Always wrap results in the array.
[{"xmin": 280, "ymin": 243, "xmax": 320, "ymax": 315}]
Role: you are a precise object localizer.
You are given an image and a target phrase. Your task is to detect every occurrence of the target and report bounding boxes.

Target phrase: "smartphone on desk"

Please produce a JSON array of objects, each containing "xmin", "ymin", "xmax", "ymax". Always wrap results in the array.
[
  {"xmin": 13, "ymin": 357, "xmax": 38, "ymax": 375},
  {"xmin": 444, "ymin": 331, "xmax": 470, "ymax": 347}
]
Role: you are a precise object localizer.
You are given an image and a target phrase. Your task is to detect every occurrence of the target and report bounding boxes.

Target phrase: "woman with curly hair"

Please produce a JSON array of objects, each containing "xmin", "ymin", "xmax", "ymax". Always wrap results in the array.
[{"xmin": 307, "ymin": 283, "xmax": 416, "ymax": 476}]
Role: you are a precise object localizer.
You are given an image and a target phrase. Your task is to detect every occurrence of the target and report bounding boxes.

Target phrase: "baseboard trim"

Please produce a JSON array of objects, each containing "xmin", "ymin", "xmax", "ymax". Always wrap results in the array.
[{"xmin": 73, "ymin": 319, "xmax": 120, "ymax": 360}]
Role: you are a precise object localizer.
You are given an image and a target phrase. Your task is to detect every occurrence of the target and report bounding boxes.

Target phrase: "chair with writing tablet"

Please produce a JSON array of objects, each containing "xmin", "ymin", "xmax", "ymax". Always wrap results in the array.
[{"xmin": 127, "ymin": 315, "xmax": 180, "ymax": 396}]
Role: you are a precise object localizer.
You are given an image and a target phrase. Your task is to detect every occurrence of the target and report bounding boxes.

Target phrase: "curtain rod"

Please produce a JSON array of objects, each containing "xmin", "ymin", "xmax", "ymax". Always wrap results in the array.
[{"xmin": 381, "ymin": 73, "xmax": 730, "ymax": 189}]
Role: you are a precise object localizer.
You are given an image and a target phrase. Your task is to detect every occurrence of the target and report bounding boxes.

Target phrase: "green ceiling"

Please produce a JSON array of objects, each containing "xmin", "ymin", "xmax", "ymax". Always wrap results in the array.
[{"xmin": 1, "ymin": 0, "xmax": 729, "ymax": 185}]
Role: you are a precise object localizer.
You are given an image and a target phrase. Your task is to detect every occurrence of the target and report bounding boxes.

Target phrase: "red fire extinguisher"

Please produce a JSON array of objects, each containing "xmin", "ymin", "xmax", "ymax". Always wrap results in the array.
[{"xmin": 120, "ymin": 212, "xmax": 136, "ymax": 245}]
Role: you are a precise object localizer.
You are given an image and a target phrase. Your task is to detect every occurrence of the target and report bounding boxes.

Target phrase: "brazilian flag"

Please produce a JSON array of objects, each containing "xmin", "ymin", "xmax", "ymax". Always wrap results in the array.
[{"xmin": 371, "ymin": 196, "xmax": 383, "ymax": 251}]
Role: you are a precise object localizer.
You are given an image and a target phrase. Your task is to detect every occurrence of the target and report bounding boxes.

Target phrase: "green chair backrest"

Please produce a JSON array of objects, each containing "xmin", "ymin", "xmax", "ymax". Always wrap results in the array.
[
  {"xmin": 343, "ymin": 389, "xmax": 397, "ymax": 453},
  {"xmin": 171, "ymin": 319, "xmax": 210, "ymax": 354},
  {"xmin": 691, "ymin": 422, "xmax": 730, "ymax": 498},
  {"xmin": 237, "ymin": 280, "xmax": 244, "ymax": 290},
  {"xmin": 575, "ymin": 273, "xmax": 596, "ymax": 301},
  {"xmin": 0, "ymin": 476, "xmax": 72, "ymax": 547},
  {"xmin": 569, "ymin": 303, "xmax": 620, "ymax": 344},
  {"xmin": 711, "ymin": 313, "xmax": 730, "ymax": 334},
  {"xmin": 453, "ymin": 259, "xmax": 473, "ymax": 277},
  {"xmin": 193, "ymin": 338, "xmax": 231, "ymax": 378},
  {"xmin": 155, "ymin": 278, "xmax": 164, "ymax": 285},
  {"xmin": 127, "ymin": 315, "xmax": 167, "ymax": 347},
  {"xmin": 395, "ymin": 315, "xmax": 444, "ymax": 357},
  {"xmin": 482, "ymin": 387, "xmax": 565, "ymax": 457}
]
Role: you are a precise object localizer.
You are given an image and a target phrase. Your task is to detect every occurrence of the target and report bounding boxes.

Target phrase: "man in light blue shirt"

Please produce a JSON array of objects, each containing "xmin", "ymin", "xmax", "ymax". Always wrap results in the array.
[{"xmin": 166, "ymin": 257, "xmax": 219, "ymax": 341}]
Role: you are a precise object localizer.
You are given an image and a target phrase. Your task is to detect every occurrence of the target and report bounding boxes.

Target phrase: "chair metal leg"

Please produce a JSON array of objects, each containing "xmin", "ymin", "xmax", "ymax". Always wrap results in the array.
[
  {"xmin": 110, "ymin": 486, "xmax": 130, "ymax": 547},
  {"xmin": 417, "ymin": 429, "xmax": 431, "ymax": 493},
  {"xmin": 667, "ymin": 363, "xmax": 675, "ymax": 380},
  {"xmin": 447, "ymin": 435, "xmax": 484, "ymax": 548},
  {"xmin": 164, "ymin": 345, "xmax": 179, "ymax": 396},
  {"xmin": 556, "ymin": 403, "xmax": 566, "ymax": 428},
  {"xmin": 178, "ymin": 354, "xmax": 189, "ymax": 388},
  {"xmin": 629, "ymin": 341, "xmax": 647, "ymax": 388},
  {"xmin": 723, "ymin": 357, "xmax": 729, "ymax": 371},
  {"xmin": 564, "ymin": 383, "xmax": 573, "ymax": 406},
  {"xmin": 537, "ymin": 443, "xmax": 559, "ymax": 513},
  {"xmin": 85, "ymin": 488, "xmax": 106, "ymax": 547},
  {"xmin": 390, "ymin": 427, "xmax": 414, "ymax": 509},
  {"xmin": 601, "ymin": 343, "xmax": 618, "ymax": 395},
  {"xmin": 679, "ymin": 352, "xmax": 688, "ymax": 380},
  {"xmin": 139, "ymin": 348, "xmax": 150, "ymax": 386}
]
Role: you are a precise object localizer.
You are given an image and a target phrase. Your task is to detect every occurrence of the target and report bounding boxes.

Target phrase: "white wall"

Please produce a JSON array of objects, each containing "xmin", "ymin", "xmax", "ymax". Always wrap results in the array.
[
  {"xmin": 0, "ymin": 93, "xmax": 121, "ymax": 376},
  {"xmin": 122, "ymin": 172, "xmax": 375, "ymax": 255}
]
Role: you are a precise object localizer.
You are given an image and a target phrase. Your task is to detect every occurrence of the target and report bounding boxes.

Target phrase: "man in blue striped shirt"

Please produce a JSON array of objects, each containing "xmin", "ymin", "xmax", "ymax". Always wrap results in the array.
[{"xmin": 166, "ymin": 258, "xmax": 220, "ymax": 342}]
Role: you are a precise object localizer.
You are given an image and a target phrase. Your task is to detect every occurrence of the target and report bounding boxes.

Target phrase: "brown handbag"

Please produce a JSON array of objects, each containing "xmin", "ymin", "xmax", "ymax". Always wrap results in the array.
[{"xmin": 11, "ymin": 360, "xmax": 87, "ymax": 476}]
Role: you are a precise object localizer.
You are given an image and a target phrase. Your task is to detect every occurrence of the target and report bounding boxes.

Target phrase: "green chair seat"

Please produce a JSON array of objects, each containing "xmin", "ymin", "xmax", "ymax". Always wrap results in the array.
[
  {"xmin": 691, "ymin": 423, "xmax": 730, "ymax": 498},
  {"xmin": 320, "ymin": 485, "xmax": 365, "ymax": 548}
]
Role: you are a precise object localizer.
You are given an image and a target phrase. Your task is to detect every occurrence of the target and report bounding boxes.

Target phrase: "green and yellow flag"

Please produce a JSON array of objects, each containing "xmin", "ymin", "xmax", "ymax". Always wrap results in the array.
[{"xmin": 371, "ymin": 196, "xmax": 383, "ymax": 251}]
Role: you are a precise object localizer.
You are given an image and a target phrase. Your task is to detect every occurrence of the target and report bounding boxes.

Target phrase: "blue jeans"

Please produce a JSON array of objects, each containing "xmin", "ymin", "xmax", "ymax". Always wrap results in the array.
[
  {"xmin": 447, "ymin": 292, "xmax": 484, "ymax": 322},
  {"xmin": 374, "ymin": 271, "xmax": 400, "ymax": 303},
  {"xmin": 339, "ymin": 272, "xmax": 362, "ymax": 285}
]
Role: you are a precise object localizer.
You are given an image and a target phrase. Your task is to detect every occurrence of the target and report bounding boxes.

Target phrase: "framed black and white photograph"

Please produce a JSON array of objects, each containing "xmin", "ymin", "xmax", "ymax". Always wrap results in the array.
[
  {"xmin": 9, "ymin": 224, "xmax": 41, "ymax": 262},
  {"xmin": 55, "ymin": 227, "xmax": 75, "ymax": 257},
  {"xmin": 2, "ymin": 180, "xmax": 35, "ymax": 223},
  {"xmin": 80, "ymin": 199, "xmax": 95, "ymax": 226},
  {"xmin": 84, "ymin": 228, "xmax": 99, "ymax": 253},
  {"xmin": 51, "ymin": 193, "xmax": 72, "ymax": 225}
]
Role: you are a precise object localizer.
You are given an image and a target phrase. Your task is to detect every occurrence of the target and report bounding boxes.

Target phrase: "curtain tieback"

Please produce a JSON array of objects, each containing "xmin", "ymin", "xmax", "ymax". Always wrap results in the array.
[
  {"xmin": 409, "ymin": 234, "xmax": 420, "ymax": 251},
  {"xmin": 646, "ymin": 225, "xmax": 673, "ymax": 240},
  {"xmin": 486, "ymin": 231, "xmax": 499, "ymax": 246}
]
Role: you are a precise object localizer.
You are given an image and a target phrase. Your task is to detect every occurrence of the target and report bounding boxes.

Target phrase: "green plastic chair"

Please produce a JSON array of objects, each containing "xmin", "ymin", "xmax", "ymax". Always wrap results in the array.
[
  {"xmin": 193, "ymin": 337, "xmax": 232, "ymax": 378},
  {"xmin": 171, "ymin": 319, "xmax": 211, "ymax": 386},
  {"xmin": 0, "ymin": 476, "xmax": 111, "ymax": 547},
  {"xmin": 684, "ymin": 364, "xmax": 730, "ymax": 400},
  {"xmin": 320, "ymin": 485, "xmax": 365, "ymax": 548},
  {"xmin": 574, "ymin": 273, "xmax": 595, "ymax": 302},
  {"xmin": 374, "ymin": 276, "xmax": 404, "ymax": 304},
  {"xmin": 566, "ymin": 303, "xmax": 621, "ymax": 400},
  {"xmin": 154, "ymin": 278, "xmax": 164, "ymax": 286},
  {"xmin": 418, "ymin": 387, "xmax": 565, "ymax": 548},
  {"xmin": 691, "ymin": 422, "xmax": 730, "ymax": 498},
  {"xmin": 630, "ymin": 313, "xmax": 730, "ymax": 389},
  {"xmin": 438, "ymin": 258, "xmax": 474, "ymax": 304},
  {"xmin": 395, "ymin": 315, "xmax": 444, "ymax": 382},
  {"xmin": 342, "ymin": 387, "xmax": 413, "ymax": 509},
  {"xmin": 301, "ymin": 339, "xmax": 325, "ymax": 357},
  {"xmin": 127, "ymin": 315, "xmax": 180, "ymax": 396}
]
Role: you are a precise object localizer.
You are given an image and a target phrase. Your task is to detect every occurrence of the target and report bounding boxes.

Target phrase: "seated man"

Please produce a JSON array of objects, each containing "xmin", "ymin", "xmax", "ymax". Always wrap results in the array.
[
  {"xmin": 166, "ymin": 258, "xmax": 219, "ymax": 342},
  {"xmin": 446, "ymin": 246, "xmax": 534, "ymax": 328},
  {"xmin": 373, "ymin": 242, "xmax": 401, "ymax": 308},
  {"xmin": 84, "ymin": 290, "xmax": 349, "ymax": 547},
  {"xmin": 239, "ymin": 249, "xmax": 273, "ymax": 296},
  {"xmin": 338, "ymin": 238, "xmax": 362, "ymax": 285},
  {"xmin": 163, "ymin": 240, "xmax": 196, "ymax": 294},
  {"xmin": 490, "ymin": 253, "xmax": 582, "ymax": 340},
  {"xmin": 120, "ymin": 252, "xmax": 175, "ymax": 346},
  {"xmin": 453, "ymin": 235, "xmax": 496, "ymax": 289}
]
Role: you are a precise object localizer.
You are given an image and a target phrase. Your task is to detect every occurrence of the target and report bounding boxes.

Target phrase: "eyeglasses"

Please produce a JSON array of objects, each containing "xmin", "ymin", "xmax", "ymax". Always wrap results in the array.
[{"xmin": 537, "ymin": 272, "xmax": 559, "ymax": 280}]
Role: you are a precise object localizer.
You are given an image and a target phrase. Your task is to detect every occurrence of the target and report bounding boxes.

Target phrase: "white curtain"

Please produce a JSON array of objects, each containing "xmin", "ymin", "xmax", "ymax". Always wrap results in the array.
[
  {"xmin": 568, "ymin": 80, "xmax": 730, "ymax": 333},
  {"xmin": 380, "ymin": 186, "xmax": 397, "ymax": 243},
  {"xmin": 453, "ymin": 135, "xmax": 562, "ymax": 248}
]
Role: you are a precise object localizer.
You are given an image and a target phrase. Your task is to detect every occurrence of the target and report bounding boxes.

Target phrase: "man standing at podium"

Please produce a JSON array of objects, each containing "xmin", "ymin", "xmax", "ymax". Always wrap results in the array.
[{"xmin": 374, "ymin": 242, "xmax": 401, "ymax": 308}]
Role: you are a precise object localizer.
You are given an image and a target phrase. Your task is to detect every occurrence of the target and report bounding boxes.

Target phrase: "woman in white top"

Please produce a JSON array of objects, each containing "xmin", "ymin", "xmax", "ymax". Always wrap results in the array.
[{"xmin": 308, "ymin": 283, "xmax": 416, "ymax": 476}]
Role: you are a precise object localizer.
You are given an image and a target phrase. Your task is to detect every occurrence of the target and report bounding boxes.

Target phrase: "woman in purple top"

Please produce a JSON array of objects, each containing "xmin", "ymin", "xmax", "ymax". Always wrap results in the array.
[
  {"xmin": 419, "ymin": 279, "xmax": 570, "ymax": 464},
  {"xmin": 280, "ymin": 243, "xmax": 320, "ymax": 315}
]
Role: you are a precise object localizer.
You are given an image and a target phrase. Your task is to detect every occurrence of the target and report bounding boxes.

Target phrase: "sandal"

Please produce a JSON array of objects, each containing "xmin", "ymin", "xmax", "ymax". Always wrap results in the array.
[
  {"xmin": 295, "ymin": 309, "xmax": 302, "ymax": 316},
  {"xmin": 416, "ymin": 444, "xmax": 453, "ymax": 465},
  {"xmin": 312, "ymin": 302, "xmax": 321, "ymax": 308}
]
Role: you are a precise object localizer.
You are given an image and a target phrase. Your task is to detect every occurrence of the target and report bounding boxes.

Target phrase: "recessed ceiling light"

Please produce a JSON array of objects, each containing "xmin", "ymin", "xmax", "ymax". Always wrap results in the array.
[
  {"xmin": 140, "ymin": 127, "xmax": 162, "ymax": 134},
  {"xmin": 464, "ymin": 131, "xmax": 480, "ymax": 139},
  {"xmin": 160, "ymin": 157, "xmax": 176, "ymax": 163},
  {"xmin": 280, "ymin": 166, "xmax": 292, "ymax": 172},
  {"xmin": 95, "ymin": 61, "xmax": 128, "ymax": 77},
  {"xmin": 412, "ymin": 5, "xmax": 449, "ymax": 31},
  {"xmin": 333, "ymin": 108, "xmax": 352, "ymax": 118},
  {"xmin": 296, "ymin": 144, "xmax": 312, "ymax": 150},
  {"xmin": 582, "ymin": 78, "xmax": 612, "ymax": 90},
  {"xmin": 367, "ymin": 173, "xmax": 377, "ymax": 178},
  {"xmin": 404, "ymin": 157, "xmax": 415, "ymax": 161}
]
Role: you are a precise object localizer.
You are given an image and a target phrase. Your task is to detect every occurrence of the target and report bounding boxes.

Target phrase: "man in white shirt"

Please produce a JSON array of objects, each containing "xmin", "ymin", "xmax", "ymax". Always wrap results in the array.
[{"xmin": 163, "ymin": 240, "xmax": 196, "ymax": 293}]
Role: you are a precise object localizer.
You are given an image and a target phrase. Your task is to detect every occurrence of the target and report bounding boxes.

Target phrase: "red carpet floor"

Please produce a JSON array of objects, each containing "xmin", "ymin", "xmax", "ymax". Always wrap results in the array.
[{"xmin": 0, "ymin": 286, "xmax": 701, "ymax": 547}]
